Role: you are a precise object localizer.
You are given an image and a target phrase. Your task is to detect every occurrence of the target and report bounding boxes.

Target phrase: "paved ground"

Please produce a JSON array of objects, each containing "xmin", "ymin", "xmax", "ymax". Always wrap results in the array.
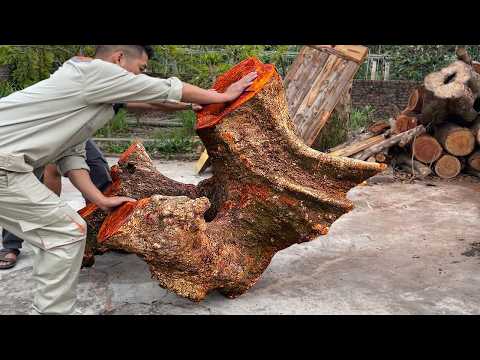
[{"xmin": 1, "ymin": 159, "xmax": 480, "ymax": 315}]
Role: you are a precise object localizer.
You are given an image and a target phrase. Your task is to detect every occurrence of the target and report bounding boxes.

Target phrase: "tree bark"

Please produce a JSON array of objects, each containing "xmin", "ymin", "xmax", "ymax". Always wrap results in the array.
[
  {"xmin": 412, "ymin": 134, "xmax": 443, "ymax": 164},
  {"xmin": 435, "ymin": 122, "xmax": 475, "ymax": 156},
  {"xmin": 78, "ymin": 141, "xmax": 198, "ymax": 267}
]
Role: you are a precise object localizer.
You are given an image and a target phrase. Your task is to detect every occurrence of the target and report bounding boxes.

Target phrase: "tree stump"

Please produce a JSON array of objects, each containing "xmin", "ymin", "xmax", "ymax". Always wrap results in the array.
[
  {"xmin": 81, "ymin": 57, "xmax": 385, "ymax": 301},
  {"xmin": 422, "ymin": 61, "xmax": 480, "ymax": 124}
]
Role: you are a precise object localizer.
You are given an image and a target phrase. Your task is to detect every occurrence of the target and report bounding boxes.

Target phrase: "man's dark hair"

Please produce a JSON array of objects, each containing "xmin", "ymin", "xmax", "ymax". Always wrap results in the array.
[{"xmin": 95, "ymin": 45, "xmax": 154, "ymax": 59}]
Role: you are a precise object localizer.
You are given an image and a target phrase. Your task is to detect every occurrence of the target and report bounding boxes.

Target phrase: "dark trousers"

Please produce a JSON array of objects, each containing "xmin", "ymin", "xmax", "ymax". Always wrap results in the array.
[{"xmin": 1, "ymin": 139, "xmax": 112, "ymax": 251}]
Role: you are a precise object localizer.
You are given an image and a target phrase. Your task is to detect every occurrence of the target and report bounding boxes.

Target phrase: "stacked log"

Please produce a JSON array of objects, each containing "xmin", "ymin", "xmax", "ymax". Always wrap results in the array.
[{"xmin": 327, "ymin": 48, "xmax": 480, "ymax": 180}]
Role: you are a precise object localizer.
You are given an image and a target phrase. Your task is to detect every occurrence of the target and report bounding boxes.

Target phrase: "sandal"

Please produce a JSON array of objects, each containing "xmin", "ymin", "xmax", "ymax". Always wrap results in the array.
[{"xmin": 0, "ymin": 248, "xmax": 20, "ymax": 270}]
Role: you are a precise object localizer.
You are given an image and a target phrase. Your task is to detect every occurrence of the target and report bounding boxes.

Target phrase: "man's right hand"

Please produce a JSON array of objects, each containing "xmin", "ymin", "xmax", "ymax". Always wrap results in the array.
[
  {"xmin": 223, "ymin": 72, "xmax": 258, "ymax": 102},
  {"xmin": 180, "ymin": 71, "xmax": 258, "ymax": 105},
  {"xmin": 98, "ymin": 196, "xmax": 137, "ymax": 212}
]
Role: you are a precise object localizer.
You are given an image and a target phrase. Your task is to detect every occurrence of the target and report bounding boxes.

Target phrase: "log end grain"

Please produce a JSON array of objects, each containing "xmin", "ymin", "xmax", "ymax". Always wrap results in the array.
[
  {"xmin": 412, "ymin": 135, "xmax": 443, "ymax": 163},
  {"xmin": 444, "ymin": 129, "xmax": 475, "ymax": 156},
  {"xmin": 435, "ymin": 154, "xmax": 462, "ymax": 179}
]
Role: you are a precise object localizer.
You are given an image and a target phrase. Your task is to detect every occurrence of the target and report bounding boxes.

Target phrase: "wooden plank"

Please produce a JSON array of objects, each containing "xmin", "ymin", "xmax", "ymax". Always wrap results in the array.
[
  {"xmin": 195, "ymin": 149, "xmax": 210, "ymax": 174},
  {"xmin": 307, "ymin": 45, "xmax": 368, "ymax": 63},
  {"xmin": 285, "ymin": 45, "xmax": 368, "ymax": 146},
  {"xmin": 329, "ymin": 134, "xmax": 387, "ymax": 157}
]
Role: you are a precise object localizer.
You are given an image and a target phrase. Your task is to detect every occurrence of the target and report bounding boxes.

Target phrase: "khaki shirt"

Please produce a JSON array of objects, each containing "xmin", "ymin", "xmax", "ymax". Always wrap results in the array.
[{"xmin": 0, "ymin": 57, "xmax": 183, "ymax": 175}]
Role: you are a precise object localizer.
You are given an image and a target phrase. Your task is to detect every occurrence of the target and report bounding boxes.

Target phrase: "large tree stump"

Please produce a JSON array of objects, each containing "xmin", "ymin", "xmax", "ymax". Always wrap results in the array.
[
  {"xmin": 83, "ymin": 58, "xmax": 385, "ymax": 301},
  {"xmin": 435, "ymin": 122, "xmax": 475, "ymax": 156},
  {"xmin": 422, "ymin": 61, "xmax": 480, "ymax": 124}
]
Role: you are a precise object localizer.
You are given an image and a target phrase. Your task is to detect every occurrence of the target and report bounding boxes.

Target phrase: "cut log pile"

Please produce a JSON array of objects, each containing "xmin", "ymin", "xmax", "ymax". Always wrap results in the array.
[{"xmin": 328, "ymin": 48, "xmax": 480, "ymax": 180}]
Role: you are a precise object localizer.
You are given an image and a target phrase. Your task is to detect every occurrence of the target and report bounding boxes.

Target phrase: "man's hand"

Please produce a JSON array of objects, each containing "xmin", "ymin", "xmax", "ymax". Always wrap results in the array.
[
  {"xmin": 223, "ymin": 72, "xmax": 258, "ymax": 102},
  {"xmin": 98, "ymin": 196, "xmax": 137, "ymax": 212},
  {"xmin": 67, "ymin": 169, "xmax": 136, "ymax": 212},
  {"xmin": 191, "ymin": 103, "xmax": 203, "ymax": 111},
  {"xmin": 180, "ymin": 72, "xmax": 258, "ymax": 105}
]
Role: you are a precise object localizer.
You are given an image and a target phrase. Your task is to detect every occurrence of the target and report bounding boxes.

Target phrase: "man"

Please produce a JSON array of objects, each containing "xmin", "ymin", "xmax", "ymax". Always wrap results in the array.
[
  {"xmin": 0, "ymin": 45, "xmax": 257, "ymax": 314},
  {"xmin": 0, "ymin": 102, "xmax": 202, "ymax": 269}
]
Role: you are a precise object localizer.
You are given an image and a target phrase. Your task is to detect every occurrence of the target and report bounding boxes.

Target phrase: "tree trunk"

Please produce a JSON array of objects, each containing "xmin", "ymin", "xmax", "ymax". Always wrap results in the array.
[
  {"xmin": 422, "ymin": 61, "xmax": 480, "ymax": 124},
  {"xmin": 412, "ymin": 134, "xmax": 443, "ymax": 164},
  {"xmin": 83, "ymin": 57, "xmax": 385, "ymax": 302},
  {"xmin": 467, "ymin": 150, "xmax": 480, "ymax": 171},
  {"xmin": 435, "ymin": 122, "xmax": 475, "ymax": 156},
  {"xmin": 434, "ymin": 154, "xmax": 462, "ymax": 179}
]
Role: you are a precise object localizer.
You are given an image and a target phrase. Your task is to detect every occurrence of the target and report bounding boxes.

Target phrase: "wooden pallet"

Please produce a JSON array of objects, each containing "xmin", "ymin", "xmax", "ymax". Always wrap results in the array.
[
  {"xmin": 195, "ymin": 45, "xmax": 368, "ymax": 173},
  {"xmin": 285, "ymin": 45, "xmax": 368, "ymax": 146}
]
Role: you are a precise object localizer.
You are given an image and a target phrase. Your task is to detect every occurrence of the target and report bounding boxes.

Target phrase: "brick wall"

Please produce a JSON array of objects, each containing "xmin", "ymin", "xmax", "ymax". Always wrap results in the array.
[{"xmin": 352, "ymin": 80, "xmax": 421, "ymax": 120}]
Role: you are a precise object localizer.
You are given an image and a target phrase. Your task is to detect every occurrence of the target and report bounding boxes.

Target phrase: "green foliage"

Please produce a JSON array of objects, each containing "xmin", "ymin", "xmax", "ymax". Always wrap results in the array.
[
  {"xmin": 0, "ymin": 80, "xmax": 18, "ymax": 97},
  {"xmin": 148, "ymin": 45, "xmax": 298, "ymax": 88},
  {"xmin": 314, "ymin": 106, "xmax": 377, "ymax": 151},
  {"xmin": 104, "ymin": 143, "xmax": 130, "ymax": 154},
  {"xmin": 178, "ymin": 110, "xmax": 197, "ymax": 136},
  {"xmin": 0, "ymin": 45, "xmax": 94, "ymax": 89},
  {"xmin": 149, "ymin": 128, "xmax": 200, "ymax": 154},
  {"xmin": 348, "ymin": 105, "xmax": 376, "ymax": 131},
  {"xmin": 95, "ymin": 108, "xmax": 129, "ymax": 138}
]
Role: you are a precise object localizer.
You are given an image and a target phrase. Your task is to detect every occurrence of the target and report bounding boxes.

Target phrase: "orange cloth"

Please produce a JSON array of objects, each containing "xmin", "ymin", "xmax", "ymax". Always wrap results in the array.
[{"xmin": 196, "ymin": 57, "xmax": 279, "ymax": 130}]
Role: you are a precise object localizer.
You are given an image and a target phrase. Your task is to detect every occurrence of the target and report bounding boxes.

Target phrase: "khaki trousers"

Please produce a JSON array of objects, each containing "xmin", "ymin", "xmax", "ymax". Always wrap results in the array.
[{"xmin": 0, "ymin": 169, "xmax": 86, "ymax": 314}]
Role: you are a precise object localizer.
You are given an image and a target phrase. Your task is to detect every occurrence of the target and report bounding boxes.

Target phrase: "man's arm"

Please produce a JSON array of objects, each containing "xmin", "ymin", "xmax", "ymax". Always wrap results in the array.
[
  {"xmin": 125, "ymin": 102, "xmax": 202, "ymax": 113},
  {"xmin": 84, "ymin": 60, "xmax": 258, "ymax": 106},
  {"xmin": 43, "ymin": 164, "xmax": 62, "ymax": 196},
  {"xmin": 67, "ymin": 169, "xmax": 135, "ymax": 212}
]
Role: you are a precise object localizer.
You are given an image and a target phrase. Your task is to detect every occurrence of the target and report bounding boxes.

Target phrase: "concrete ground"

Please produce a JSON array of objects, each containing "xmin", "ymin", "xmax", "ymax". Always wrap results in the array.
[{"xmin": 1, "ymin": 158, "xmax": 480, "ymax": 315}]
